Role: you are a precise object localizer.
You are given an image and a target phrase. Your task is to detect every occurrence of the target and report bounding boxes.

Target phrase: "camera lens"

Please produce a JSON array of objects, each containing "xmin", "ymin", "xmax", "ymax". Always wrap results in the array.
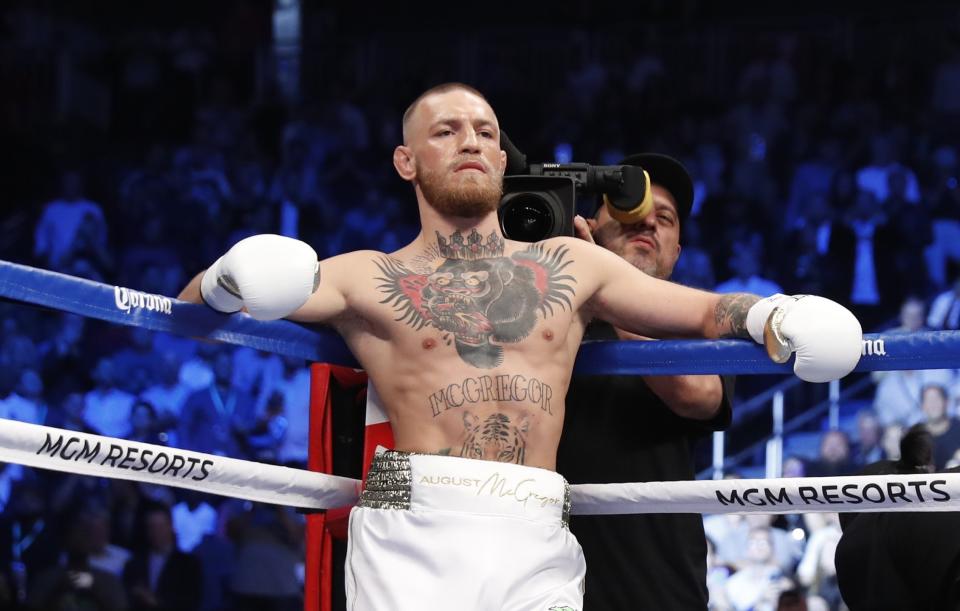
[{"xmin": 499, "ymin": 194, "xmax": 556, "ymax": 242}]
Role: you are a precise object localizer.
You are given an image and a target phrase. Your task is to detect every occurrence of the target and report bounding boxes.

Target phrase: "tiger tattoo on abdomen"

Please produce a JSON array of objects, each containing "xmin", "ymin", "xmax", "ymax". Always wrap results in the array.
[{"xmin": 458, "ymin": 412, "xmax": 529, "ymax": 464}]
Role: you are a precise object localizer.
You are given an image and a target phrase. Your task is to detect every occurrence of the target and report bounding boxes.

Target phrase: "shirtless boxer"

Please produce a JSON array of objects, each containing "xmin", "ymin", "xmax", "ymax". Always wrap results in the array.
[{"xmin": 178, "ymin": 83, "xmax": 862, "ymax": 611}]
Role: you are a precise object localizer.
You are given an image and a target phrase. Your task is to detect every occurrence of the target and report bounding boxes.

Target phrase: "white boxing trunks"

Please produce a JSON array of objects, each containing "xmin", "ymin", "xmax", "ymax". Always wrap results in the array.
[{"xmin": 345, "ymin": 450, "xmax": 585, "ymax": 611}]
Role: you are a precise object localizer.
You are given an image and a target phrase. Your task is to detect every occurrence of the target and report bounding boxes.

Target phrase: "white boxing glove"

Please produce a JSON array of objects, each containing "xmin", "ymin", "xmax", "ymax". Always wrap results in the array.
[
  {"xmin": 200, "ymin": 234, "xmax": 319, "ymax": 321},
  {"xmin": 745, "ymin": 294, "xmax": 863, "ymax": 383}
]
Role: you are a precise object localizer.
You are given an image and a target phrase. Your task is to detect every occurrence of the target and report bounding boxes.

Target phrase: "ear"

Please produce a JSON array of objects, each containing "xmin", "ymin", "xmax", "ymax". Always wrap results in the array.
[
  {"xmin": 675, "ymin": 244, "xmax": 682, "ymax": 259},
  {"xmin": 394, "ymin": 145, "xmax": 416, "ymax": 182},
  {"xmin": 498, "ymin": 148, "xmax": 507, "ymax": 174}
]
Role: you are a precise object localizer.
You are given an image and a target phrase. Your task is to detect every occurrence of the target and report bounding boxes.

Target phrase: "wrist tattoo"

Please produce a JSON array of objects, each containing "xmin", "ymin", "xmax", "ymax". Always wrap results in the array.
[{"xmin": 715, "ymin": 293, "xmax": 760, "ymax": 339}]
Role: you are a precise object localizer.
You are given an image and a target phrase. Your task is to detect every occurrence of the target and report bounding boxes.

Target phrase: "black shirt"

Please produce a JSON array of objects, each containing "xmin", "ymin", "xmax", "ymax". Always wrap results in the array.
[
  {"xmin": 835, "ymin": 465, "xmax": 960, "ymax": 611},
  {"xmin": 557, "ymin": 322, "xmax": 733, "ymax": 611}
]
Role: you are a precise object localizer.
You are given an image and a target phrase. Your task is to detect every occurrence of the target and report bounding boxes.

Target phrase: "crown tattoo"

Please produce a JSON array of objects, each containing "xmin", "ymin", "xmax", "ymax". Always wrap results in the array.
[{"xmin": 436, "ymin": 229, "xmax": 504, "ymax": 260}]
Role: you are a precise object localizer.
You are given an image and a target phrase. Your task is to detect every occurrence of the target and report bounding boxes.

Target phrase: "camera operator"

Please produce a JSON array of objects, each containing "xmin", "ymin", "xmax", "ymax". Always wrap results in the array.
[{"xmin": 558, "ymin": 153, "xmax": 733, "ymax": 610}]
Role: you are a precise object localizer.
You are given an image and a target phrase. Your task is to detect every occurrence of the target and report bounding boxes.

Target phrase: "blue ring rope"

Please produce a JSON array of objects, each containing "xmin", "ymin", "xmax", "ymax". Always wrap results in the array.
[{"xmin": 1, "ymin": 260, "xmax": 954, "ymax": 375}]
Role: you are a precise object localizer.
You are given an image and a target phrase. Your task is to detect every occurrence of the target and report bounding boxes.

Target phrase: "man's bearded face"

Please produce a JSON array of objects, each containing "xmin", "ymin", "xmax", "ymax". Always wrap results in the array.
[{"xmin": 417, "ymin": 157, "xmax": 503, "ymax": 218}]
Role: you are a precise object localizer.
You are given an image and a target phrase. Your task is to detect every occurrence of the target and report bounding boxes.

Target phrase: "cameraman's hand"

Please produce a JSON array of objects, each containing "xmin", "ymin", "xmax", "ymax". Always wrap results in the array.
[{"xmin": 573, "ymin": 215, "xmax": 598, "ymax": 244}]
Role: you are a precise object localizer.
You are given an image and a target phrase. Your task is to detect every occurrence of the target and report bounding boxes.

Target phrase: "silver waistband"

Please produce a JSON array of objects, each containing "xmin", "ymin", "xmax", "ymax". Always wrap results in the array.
[
  {"xmin": 357, "ymin": 451, "xmax": 414, "ymax": 510},
  {"xmin": 357, "ymin": 450, "xmax": 571, "ymax": 527}
]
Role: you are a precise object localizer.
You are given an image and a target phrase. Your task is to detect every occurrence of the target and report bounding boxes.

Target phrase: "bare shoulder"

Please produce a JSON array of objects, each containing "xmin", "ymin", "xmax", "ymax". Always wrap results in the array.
[
  {"xmin": 319, "ymin": 249, "xmax": 390, "ymax": 283},
  {"xmin": 524, "ymin": 236, "xmax": 627, "ymax": 279},
  {"xmin": 526, "ymin": 235, "xmax": 613, "ymax": 260},
  {"xmin": 321, "ymin": 249, "xmax": 386, "ymax": 269}
]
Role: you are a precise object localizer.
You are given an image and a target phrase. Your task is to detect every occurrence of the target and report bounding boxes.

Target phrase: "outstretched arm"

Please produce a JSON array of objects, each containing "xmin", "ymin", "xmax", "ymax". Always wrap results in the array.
[
  {"xmin": 575, "ymin": 239, "xmax": 862, "ymax": 382},
  {"xmin": 176, "ymin": 235, "xmax": 350, "ymax": 324},
  {"xmin": 581, "ymin": 241, "xmax": 759, "ymax": 339},
  {"xmin": 177, "ymin": 271, "xmax": 205, "ymax": 303}
]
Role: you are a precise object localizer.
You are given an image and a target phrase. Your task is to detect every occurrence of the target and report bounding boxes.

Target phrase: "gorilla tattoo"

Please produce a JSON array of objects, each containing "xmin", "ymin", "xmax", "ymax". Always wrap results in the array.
[{"xmin": 375, "ymin": 231, "xmax": 576, "ymax": 368}]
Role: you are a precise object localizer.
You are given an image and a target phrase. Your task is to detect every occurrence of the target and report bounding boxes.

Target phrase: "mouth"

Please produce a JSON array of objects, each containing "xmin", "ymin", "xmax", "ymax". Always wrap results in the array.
[
  {"xmin": 628, "ymin": 235, "xmax": 657, "ymax": 250},
  {"xmin": 455, "ymin": 161, "xmax": 486, "ymax": 173}
]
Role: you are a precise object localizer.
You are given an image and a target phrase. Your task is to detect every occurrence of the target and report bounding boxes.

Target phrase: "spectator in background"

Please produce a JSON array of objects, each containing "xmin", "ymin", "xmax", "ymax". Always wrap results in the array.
[
  {"xmin": 807, "ymin": 430, "xmax": 854, "ymax": 477},
  {"xmin": 709, "ymin": 513, "xmax": 801, "ymax": 578},
  {"xmin": 920, "ymin": 383, "xmax": 960, "ymax": 469},
  {"xmin": 0, "ymin": 318, "xmax": 40, "ymax": 390},
  {"xmin": 714, "ymin": 238, "xmax": 783, "ymax": 296},
  {"xmin": 139, "ymin": 352, "xmax": 190, "ymax": 438},
  {"xmin": 118, "ymin": 216, "xmax": 183, "ymax": 295},
  {"xmin": 873, "ymin": 296, "xmax": 953, "ymax": 426},
  {"xmin": 855, "ymin": 131, "xmax": 921, "ymax": 205},
  {"xmin": 885, "ymin": 169, "xmax": 934, "ymax": 299},
  {"xmin": 0, "ymin": 480, "xmax": 61, "ymax": 606},
  {"xmin": 275, "ymin": 355, "xmax": 310, "ymax": 467},
  {"xmin": 86, "ymin": 504, "xmax": 132, "ymax": 578},
  {"xmin": 785, "ymin": 138, "xmax": 842, "ymax": 230},
  {"xmin": 0, "ymin": 463, "xmax": 25, "ymax": 515},
  {"xmin": 33, "ymin": 169, "xmax": 108, "ymax": 271},
  {"xmin": 60, "ymin": 210, "xmax": 115, "ymax": 282},
  {"xmin": 924, "ymin": 145, "xmax": 960, "ymax": 290},
  {"xmin": 27, "ymin": 507, "xmax": 128, "ymax": 611},
  {"xmin": 241, "ymin": 391, "xmax": 288, "ymax": 463},
  {"xmin": 117, "ymin": 144, "xmax": 175, "ymax": 237},
  {"xmin": 835, "ymin": 426, "xmax": 960, "ymax": 610},
  {"xmin": 171, "ymin": 491, "xmax": 217, "ymax": 555},
  {"xmin": 851, "ymin": 409, "xmax": 884, "ymax": 467},
  {"xmin": 267, "ymin": 124, "xmax": 321, "ymax": 239},
  {"xmin": 230, "ymin": 347, "xmax": 282, "ymax": 417},
  {"xmin": 782, "ymin": 223, "xmax": 833, "ymax": 297},
  {"xmin": 84, "ymin": 358, "xmax": 136, "ymax": 438},
  {"xmin": 53, "ymin": 392, "xmax": 97, "ymax": 434},
  {"xmin": 0, "ymin": 369, "xmax": 47, "ymax": 424},
  {"xmin": 327, "ymin": 186, "xmax": 393, "ymax": 254},
  {"xmin": 193, "ymin": 501, "xmax": 241, "ymax": 611},
  {"xmin": 127, "ymin": 401, "xmax": 166, "ymax": 446},
  {"xmin": 107, "ymin": 481, "xmax": 143, "ymax": 553},
  {"xmin": 112, "ymin": 328, "xmax": 163, "ymax": 395},
  {"xmin": 671, "ymin": 218, "xmax": 716, "ymax": 290},
  {"xmin": 705, "ymin": 537, "xmax": 732, "ymax": 610},
  {"xmin": 927, "ymin": 277, "xmax": 960, "ymax": 330},
  {"xmin": 37, "ymin": 313, "xmax": 87, "ymax": 377},
  {"xmin": 782, "ymin": 455, "xmax": 807, "ymax": 478},
  {"xmin": 881, "ymin": 423, "xmax": 904, "ymax": 461},
  {"xmin": 179, "ymin": 351, "xmax": 256, "ymax": 458},
  {"xmin": 123, "ymin": 504, "xmax": 201, "ymax": 611},
  {"xmin": 178, "ymin": 342, "xmax": 217, "ymax": 394},
  {"xmin": 796, "ymin": 513, "xmax": 841, "ymax": 609},
  {"xmin": 723, "ymin": 526, "xmax": 793, "ymax": 611},
  {"xmin": 888, "ymin": 295, "xmax": 927, "ymax": 334},
  {"xmin": 229, "ymin": 504, "xmax": 303, "ymax": 611},
  {"xmin": 836, "ymin": 189, "xmax": 899, "ymax": 329}
]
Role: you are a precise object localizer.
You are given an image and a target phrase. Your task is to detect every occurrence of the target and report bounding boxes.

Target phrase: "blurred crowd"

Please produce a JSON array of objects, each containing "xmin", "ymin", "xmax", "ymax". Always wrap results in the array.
[{"xmin": 4, "ymin": 2, "xmax": 960, "ymax": 610}]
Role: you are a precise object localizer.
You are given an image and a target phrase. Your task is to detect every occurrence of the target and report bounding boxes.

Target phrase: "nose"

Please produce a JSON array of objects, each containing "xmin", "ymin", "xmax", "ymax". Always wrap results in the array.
[
  {"xmin": 624, "ymin": 209, "xmax": 657, "ymax": 232},
  {"xmin": 460, "ymin": 130, "xmax": 481, "ymax": 154}
]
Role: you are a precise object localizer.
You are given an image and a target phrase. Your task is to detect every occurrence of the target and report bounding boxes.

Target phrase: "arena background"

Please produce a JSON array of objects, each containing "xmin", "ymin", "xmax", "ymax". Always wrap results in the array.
[{"xmin": 2, "ymin": 1, "xmax": 960, "ymax": 609}]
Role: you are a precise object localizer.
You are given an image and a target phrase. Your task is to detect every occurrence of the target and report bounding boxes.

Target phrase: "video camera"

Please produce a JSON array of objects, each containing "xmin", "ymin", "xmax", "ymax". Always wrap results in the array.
[{"xmin": 498, "ymin": 131, "xmax": 652, "ymax": 242}]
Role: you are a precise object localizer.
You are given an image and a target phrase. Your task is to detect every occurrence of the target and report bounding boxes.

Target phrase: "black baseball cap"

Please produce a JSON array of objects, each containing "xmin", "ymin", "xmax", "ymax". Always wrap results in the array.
[{"xmin": 599, "ymin": 153, "xmax": 694, "ymax": 224}]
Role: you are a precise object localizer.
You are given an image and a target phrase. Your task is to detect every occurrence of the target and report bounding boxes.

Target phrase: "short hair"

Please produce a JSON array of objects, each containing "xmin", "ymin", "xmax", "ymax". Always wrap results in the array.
[
  {"xmin": 897, "ymin": 423, "xmax": 934, "ymax": 473},
  {"xmin": 401, "ymin": 82, "xmax": 488, "ymax": 142},
  {"xmin": 922, "ymin": 383, "xmax": 948, "ymax": 401}
]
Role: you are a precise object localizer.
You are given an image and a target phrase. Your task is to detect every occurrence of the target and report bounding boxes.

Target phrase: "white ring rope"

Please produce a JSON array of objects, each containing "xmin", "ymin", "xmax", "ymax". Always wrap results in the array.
[
  {"xmin": 6, "ymin": 416, "xmax": 959, "ymax": 516},
  {"xmin": 570, "ymin": 472, "xmax": 960, "ymax": 515},
  {"xmin": 0, "ymin": 418, "xmax": 361, "ymax": 509}
]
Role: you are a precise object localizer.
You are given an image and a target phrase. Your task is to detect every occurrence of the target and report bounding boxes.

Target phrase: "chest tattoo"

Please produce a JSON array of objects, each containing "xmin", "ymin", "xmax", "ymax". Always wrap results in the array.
[{"xmin": 375, "ymin": 229, "xmax": 576, "ymax": 368}]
